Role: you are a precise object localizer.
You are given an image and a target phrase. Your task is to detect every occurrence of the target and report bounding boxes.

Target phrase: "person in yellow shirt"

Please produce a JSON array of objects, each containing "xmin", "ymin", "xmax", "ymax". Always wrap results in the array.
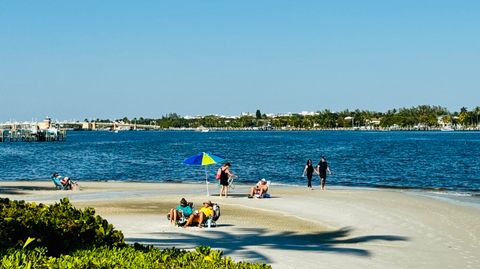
[{"xmin": 183, "ymin": 201, "xmax": 214, "ymax": 228}]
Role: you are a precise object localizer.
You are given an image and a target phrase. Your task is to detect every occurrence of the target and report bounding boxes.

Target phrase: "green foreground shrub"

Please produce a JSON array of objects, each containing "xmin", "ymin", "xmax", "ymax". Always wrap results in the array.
[
  {"xmin": 0, "ymin": 198, "xmax": 271, "ymax": 268},
  {"xmin": 0, "ymin": 198, "xmax": 124, "ymax": 256},
  {"xmin": 1, "ymin": 245, "xmax": 271, "ymax": 269}
]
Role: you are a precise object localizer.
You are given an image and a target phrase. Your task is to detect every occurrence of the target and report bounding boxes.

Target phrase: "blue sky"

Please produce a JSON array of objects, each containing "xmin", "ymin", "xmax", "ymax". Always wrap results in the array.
[{"xmin": 1, "ymin": 1, "xmax": 479, "ymax": 121}]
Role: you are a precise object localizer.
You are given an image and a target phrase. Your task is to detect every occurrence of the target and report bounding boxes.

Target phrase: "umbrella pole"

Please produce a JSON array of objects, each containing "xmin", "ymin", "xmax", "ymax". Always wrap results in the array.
[{"xmin": 205, "ymin": 166, "xmax": 209, "ymax": 196}]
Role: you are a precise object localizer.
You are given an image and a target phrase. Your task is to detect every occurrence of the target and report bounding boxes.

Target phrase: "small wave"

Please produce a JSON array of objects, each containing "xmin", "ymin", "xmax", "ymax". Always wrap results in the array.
[{"xmin": 424, "ymin": 190, "xmax": 480, "ymax": 197}]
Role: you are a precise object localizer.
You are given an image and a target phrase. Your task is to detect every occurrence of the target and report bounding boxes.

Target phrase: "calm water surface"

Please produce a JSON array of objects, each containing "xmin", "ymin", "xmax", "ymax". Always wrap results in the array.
[{"xmin": 1, "ymin": 131, "xmax": 479, "ymax": 194}]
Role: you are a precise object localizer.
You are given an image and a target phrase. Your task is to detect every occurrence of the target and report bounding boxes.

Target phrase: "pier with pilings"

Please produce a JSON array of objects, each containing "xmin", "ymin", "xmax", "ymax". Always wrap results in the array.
[
  {"xmin": 0, "ymin": 128, "xmax": 66, "ymax": 142},
  {"xmin": 0, "ymin": 117, "xmax": 67, "ymax": 142}
]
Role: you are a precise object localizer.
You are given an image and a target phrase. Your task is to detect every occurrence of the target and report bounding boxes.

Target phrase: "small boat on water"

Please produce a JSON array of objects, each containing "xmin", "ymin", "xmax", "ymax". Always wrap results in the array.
[
  {"xmin": 441, "ymin": 126, "xmax": 454, "ymax": 132},
  {"xmin": 195, "ymin": 126, "xmax": 210, "ymax": 132}
]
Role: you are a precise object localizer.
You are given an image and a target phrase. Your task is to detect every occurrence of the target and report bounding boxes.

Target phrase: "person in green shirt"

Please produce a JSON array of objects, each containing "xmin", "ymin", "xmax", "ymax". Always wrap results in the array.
[{"xmin": 169, "ymin": 198, "xmax": 193, "ymax": 225}]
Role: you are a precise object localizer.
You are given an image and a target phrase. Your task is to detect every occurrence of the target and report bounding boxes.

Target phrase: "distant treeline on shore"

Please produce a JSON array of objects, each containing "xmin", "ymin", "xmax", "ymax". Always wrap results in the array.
[{"xmin": 88, "ymin": 105, "xmax": 480, "ymax": 130}]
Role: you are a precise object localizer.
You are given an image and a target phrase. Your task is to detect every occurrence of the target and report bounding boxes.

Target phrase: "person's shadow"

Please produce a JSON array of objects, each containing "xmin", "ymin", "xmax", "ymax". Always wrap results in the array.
[{"xmin": 0, "ymin": 185, "xmax": 55, "ymax": 195}]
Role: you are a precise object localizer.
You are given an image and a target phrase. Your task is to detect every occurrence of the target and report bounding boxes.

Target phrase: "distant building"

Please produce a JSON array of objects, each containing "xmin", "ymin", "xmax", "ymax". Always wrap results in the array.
[
  {"xmin": 38, "ymin": 117, "xmax": 51, "ymax": 130},
  {"xmin": 276, "ymin": 112, "xmax": 293, "ymax": 117},
  {"xmin": 367, "ymin": 118, "xmax": 381, "ymax": 126},
  {"xmin": 184, "ymin": 115, "xmax": 202, "ymax": 120},
  {"xmin": 437, "ymin": 115, "xmax": 452, "ymax": 126},
  {"xmin": 299, "ymin": 111, "xmax": 317, "ymax": 116}
]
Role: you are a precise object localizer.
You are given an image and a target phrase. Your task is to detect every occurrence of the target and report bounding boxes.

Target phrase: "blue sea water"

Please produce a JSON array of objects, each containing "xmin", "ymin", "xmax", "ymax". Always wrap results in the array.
[{"xmin": 1, "ymin": 131, "xmax": 479, "ymax": 194}]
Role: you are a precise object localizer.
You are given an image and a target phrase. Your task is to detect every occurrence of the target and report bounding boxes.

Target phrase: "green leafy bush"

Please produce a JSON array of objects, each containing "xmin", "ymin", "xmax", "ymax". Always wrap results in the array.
[
  {"xmin": 1, "ymin": 246, "xmax": 271, "ymax": 269},
  {"xmin": 0, "ymin": 198, "xmax": 124, "ymax": 256},
  {"xmin": 0, "ymin": 198, "xmax": 271, "ymax": 268}
]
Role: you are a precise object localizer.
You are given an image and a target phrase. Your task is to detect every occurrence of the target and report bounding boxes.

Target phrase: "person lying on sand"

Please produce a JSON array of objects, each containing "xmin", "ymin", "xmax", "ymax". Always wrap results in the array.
[{"xmin": 183, "ymin": 201, "xmax": 214, "ymax": 228}]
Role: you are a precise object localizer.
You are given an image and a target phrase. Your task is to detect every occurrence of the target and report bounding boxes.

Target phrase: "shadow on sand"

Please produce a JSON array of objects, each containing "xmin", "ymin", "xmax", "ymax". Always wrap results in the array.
[
  {"xmin": 126, "ymin": 227, "xmax": 408, "ymax": 264},
  {"xmin": 0, "ymin": 185, "xmax": 56, "ymax": 195}
]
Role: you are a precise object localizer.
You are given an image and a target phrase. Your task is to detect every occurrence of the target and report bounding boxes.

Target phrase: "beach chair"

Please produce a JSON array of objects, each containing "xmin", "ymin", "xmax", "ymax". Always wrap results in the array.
[
  {"xmin": 51, "ymin": 176, "xmax": 68, "ymax": 190},
  {"xmin": 227, "ymin": 175, "xmax": 238, "ymax": 190},
  {"xmin": 204, "ymin": 203, "xmax": 221, "ymax": 228},
  {"xmin": 181, "ymin": 203, "xmax": 221, "ymax": 228},
  {"xmin": 167, "ymin": 202, "xmax": 194, "ymax": 226},
  {"xmin": 217, "ymin": 175, "xmax": 237, "ymax": 191}
]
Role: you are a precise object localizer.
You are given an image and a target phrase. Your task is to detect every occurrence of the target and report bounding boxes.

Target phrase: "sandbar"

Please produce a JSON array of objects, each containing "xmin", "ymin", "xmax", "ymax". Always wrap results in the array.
[{"xmin": 0, "ymin": 181, "xmax": 478, "ymax": 269}]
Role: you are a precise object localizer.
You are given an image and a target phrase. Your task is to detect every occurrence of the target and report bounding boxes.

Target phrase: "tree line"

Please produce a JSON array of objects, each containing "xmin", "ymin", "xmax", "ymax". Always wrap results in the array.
[{"xmin": 86, "ymin": 105, "xmax": 480, "ymax": 129}]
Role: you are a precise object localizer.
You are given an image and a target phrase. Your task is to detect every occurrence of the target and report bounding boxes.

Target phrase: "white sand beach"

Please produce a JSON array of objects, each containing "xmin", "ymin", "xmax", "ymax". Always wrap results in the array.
[{"xmin": 1, "ymin": 181, "xmax": 479, "ymax": 269}]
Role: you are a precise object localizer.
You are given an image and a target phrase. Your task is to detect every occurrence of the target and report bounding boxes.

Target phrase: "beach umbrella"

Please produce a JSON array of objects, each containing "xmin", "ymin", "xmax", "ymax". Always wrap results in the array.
[{"xmin": 183, "ymin": 152, "xmax": 225, "ymax": 196}]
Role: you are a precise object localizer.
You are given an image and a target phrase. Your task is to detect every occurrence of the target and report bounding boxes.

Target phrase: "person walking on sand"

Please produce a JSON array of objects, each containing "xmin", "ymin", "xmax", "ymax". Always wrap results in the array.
[
  {"xmin": 219, "ymin": 162, "xmax": 234, "ymax": 198},
  {"xmin": 302, "ymin": 159, "xmax": 315, "ymax": 189},
  {"xmin": 316, "ymin": 156, "xmax": 332, "ymax": 190}
]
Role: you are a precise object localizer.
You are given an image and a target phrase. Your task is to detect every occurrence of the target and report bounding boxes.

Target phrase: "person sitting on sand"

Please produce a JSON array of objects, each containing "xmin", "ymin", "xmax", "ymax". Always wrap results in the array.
[
  {"xmin": 52, "ymin": 173, "xmax": 78, "ymax": 190},
  {"xmin": 169, "ymin": 198, "xmax": 193, "ymax": 225},
  {"xmin": 183, "ymin": 201, "xmax": 214, "ymax": 228},
  {"xmin": 248, "ymin": 178, "xmax": 269, "ymax": 198}
]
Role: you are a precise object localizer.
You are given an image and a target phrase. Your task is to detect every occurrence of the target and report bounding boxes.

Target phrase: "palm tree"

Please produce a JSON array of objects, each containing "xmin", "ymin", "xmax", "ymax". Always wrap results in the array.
[
  {"xmin": 442, "ymin": 115, "xmax": 451, "ymax": 126},
  {"xmin": 458, "ymin": 107, "xmax": 469, "ymax": 127},
  {"xmin": 256, "ymin": 109, "xmax": 262, "ymax": 119},
  {"xmin": 474, "ymin": 106, "xmax": 480, "ymax": 127}
]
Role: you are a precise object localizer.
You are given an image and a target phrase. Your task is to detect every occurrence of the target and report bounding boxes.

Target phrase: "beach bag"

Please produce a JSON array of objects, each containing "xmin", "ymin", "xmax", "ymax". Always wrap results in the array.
[
  {"xmin": 212, "ymin": 204, "xmax": 221, "ymax": 221},
  {"xmin": 215, "ymin": 168, "xmax": 222, "ymax": 180}
]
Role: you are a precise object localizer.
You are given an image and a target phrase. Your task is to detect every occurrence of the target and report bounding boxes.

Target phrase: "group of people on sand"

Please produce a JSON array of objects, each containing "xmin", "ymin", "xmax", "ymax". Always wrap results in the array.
[
  {"xmin": 302, "ymin": 156, "xmax": 332, "ymax": 190},
  {"xmin": 169, "ymin": 198, "xmax": 215, "ymax": 228},
  {"xmin": 169, "ymin": 157, "xmax": 330, "ymax": 228},
  {"xmin": 218, "ymin": 156, "xmax": 330, "ymax": 198},
  {"xmin": 217, "ymin": 162, "xmax": 270, "ymax": 199}
]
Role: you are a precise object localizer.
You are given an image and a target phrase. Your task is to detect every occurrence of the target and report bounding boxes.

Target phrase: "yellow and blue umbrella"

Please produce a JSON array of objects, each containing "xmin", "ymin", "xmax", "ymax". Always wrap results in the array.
[
  {"xmin": 183, "ymin": 152, "xmax": 225, "ymax": 166},
  {"xmin": 183, "ymin": 152, "xmax": 225, "ymax": 196}
]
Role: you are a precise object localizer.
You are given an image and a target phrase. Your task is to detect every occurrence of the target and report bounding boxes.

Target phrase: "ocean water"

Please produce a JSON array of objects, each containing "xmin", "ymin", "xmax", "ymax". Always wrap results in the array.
[{"xmin": 1, "ymin": 131, "xmax": 479, "ymax": 195}]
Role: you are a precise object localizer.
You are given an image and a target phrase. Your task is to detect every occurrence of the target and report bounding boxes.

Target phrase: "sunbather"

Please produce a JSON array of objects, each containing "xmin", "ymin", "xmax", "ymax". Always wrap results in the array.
[
  {"xmin": 183, "ymin": 200, "xmax": 214, "ymax": 228},
  {"xmin": 52, "ymin": 173, "xmax": 78, "ymax": 190},
  {"xmin": 169, "ymin": 198, "xmax": 193, "ymax": 225},
  {"xmin": 248, "ymin": 178, "xmax": 269, "ymax": 198}
]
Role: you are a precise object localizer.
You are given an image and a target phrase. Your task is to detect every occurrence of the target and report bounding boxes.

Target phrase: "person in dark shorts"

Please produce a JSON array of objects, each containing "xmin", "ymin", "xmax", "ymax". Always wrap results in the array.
[
  {"xmin": 219, "ymin": 162, "xmax": 234, "ymax": 198},
  {"xmin": 316, "ymin": 156, "xmax": 331, "ymax": 190},
  {"xmin": 302, "ymin": 159, "xmax": 315, "ymax": 189}
]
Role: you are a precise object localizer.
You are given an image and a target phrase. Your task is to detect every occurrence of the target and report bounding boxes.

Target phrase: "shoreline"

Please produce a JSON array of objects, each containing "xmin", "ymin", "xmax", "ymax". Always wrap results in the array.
[
  {"xmin": 1, "ymin": 181, "xmax": 479, "ymax": 268},
  {"xmin": 2, "ymin": 179, "xmax": 479, "ymax": 207},
  {"xmin": 3, "ymin": 178, "xmax": 480, "ymax": 192}
]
